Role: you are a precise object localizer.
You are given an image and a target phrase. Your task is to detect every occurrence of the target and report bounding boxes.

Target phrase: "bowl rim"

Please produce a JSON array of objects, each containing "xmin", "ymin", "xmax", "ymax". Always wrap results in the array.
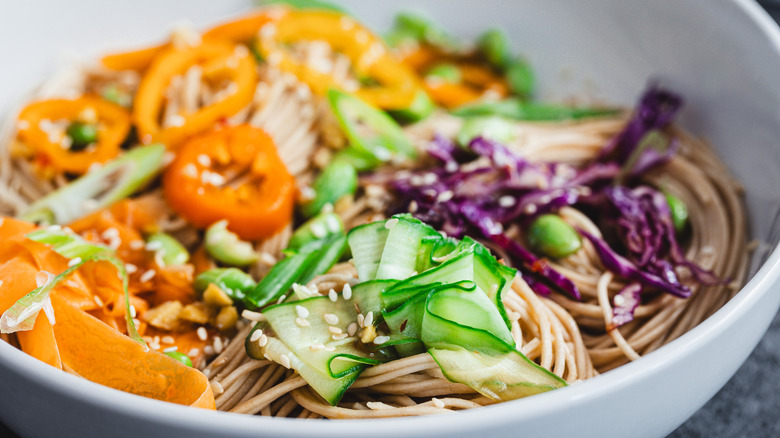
[{"xmin": 1, "ymin": 0, "xmax": 780, "ymax": 435}]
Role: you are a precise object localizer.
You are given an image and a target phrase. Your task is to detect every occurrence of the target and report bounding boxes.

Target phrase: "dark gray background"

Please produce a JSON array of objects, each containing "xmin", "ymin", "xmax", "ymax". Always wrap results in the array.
[{"xmin": 1, "ymin": 2, "xmax": 779, "ymax": 437}]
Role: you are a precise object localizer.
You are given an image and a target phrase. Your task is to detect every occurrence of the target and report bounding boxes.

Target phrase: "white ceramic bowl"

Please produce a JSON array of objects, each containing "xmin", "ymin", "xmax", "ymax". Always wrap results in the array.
[{"xmin": 1, "ymin": 1, "xmax": 780, "ymax": 437}]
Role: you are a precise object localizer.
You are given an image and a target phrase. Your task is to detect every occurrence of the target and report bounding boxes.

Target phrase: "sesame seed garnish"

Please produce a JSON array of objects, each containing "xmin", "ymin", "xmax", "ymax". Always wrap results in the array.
[
  {"xmin": 132, "ymin": 318, "xmax": 141, "ymax": 327},
  {"xmin": 328, "ymin": 326, "xmax": 342, "ymax": 335},
  {"xmin": 295, "ymin": 305, "xmax": 309, "ymax": 318},
  {"xmin": 432, "ymin": 398, "xmax": 445, "ymax": 408},
  {"xmin": 67, "ymin": 257, "xmax": 82, "ymax": 267},
  {"xmin": 279, "ymin": 354, "xmax": 291, "ymax": 369},
  {"xmin": 163, "ymin": 346, "xmax": 178, "ymax": 353},
  {"xmin": 332, "ymin": 333, "xmax": 348, "ymax": 340},
  {"xmin": 197, "ymin": 327, "xmax": 208, "ymax": 341},
  {"xmin": 203, "ymin": 345, "xmax": 215, "ymax": 355},
  {"xmin": 295, "ymin": 317, "xmax": 311, "ymax": 327},
  {"xmin": 309, "ymin": 344, "xmax": 325, "ymax": 351},
  {"xmin": 373, "ymin": 335, "xmax": 390, "ymax": 345},
  {"xmin": 257, "ymin": 334, "xmax": 268, "ymax": 347},
  {"xmin": 276, "ymin": 293, "xmax": 288, "ymax": 304},
  {"xmin": 250, "ymin": 330, "xmax": 264, "ymax": 342},
  {"xmin": 384, "ymin": 218, "xmax": 399, "ymax": 229},
  {"xmin": 323, "ymin": 345, "xmax": 336, "ymax": 352},
  {"xmin": 145, "ymin": 240, "xmax": 163, "ymax": 251},
  {"xmin": 188, "ymin": 348, "xmax": 200, "ymax": 357},
  {"xmin": 129, "ymin": 305, "xmax": 137, "ymax": 318},
  {"xmin": 196, "ymin": 154, "xmax": 211, "ymax": 167},
  {"xmin": 445, "ymin": 161, "xmax": 459, "ymax": 173},
  {"xmin": 125, "ymin": 263, "xmax": 138, "ymax": 274},
  {"xmin": 213, "ymin": 337, "xmax": 224, "ymax": 354},
  {"xmin": 211, "ymin": 381, "xmax": 224, "ymax": 395},
  {"xmin": 310, "ymin": 223, "xmax": 327, "ymax": 238},
  {"xmin": 323, "ymin": 314, "xmax": 339, "ymax": 325},
  {"xmin": 437, "ymin": 190, "xmax": 454, "ymax": 203},
  {"xmin": 139, "ymin": 269, "xmax": 156, "ymax": 283},
  {"xmin": 613, "ymin": 295, "xmax": 626, "ymax": 306},
  {"xmin": 129, "ymin": 240, "xmax": 145, "ymax": 250},
  {"xmin": 342, "ymin": 283, "xmax": 352, "ymax": 300},
  {"xmin": 328, "ymin": 289, "xmax": 338, "ymax": 302},
  {"xmin": 161, "ymin": 336, "xmax": 175, "ymax": 344},
  {"xmin": 325, "ymin": 215, "xmax": 341, "ymax": 232},
  {"xmin": 357, "ymin": 314, "xmax": 365, "ymax": 328},
  {"xmin": 101, "ymin": 228, "xmax": 120, "ymax": 240},
  {"xmin": 364, "ymin": 311, "xmax": 374, "ymax": 327},
  {"xmin": 300, "ymin": 186, "xmax": 317, "ymax": 202},
  {"xmin": 408, "ymin": 200, "xmax": 418, "ymax": 213},
  {"xmin": 347, "ymin": 322, "xmax": 358, "ymax": 336},
  {"xmin": 498, "ymin": 195, "xmax": 516, "ymax": 208},
  {"xmin": 242, "ymin": 309, "xmax": 266, "ymax": 322},
  {"xmin": 524, "ymin": 204, "xmax": 538, "ymax": 215},
  {"xmin": 259, "ymin": 252, "xmax": 277, "ymax": 266}
]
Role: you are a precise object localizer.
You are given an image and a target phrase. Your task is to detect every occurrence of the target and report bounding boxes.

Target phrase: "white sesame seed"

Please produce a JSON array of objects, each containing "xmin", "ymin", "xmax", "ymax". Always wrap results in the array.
[
  {"xmin": 328, "ymin": 326, "xmax": 343, "ymax": 335},
  {"xmin": 325, "ymin": 215, "xmax": 341, "ymax": 233},
  {"xmin": 346, "ymin": 322, "xmax": 357, "ymax": 336},
  {"xmin": 67, "ymin": 257, "xmax": 82, "ymax": 267},
  {"xmin": 295, "ymin": 317, "xmax": 311, "ymax": 327},
  {"xmin": 102, "ymin": 228, "xmax": 120, "ymax": 240},
  {"xmin": 357, "ymin": 314, "xmax": 365, "ymax": 328},
  {"xmin": 432, "ymin": 398, "xmax": 445, "ymax": 408},
  {"xmin": 197, "ymin": 327, "xmax": 208, "ymax": 341},
  {"xmin": 310, "ymin": 223, "xmax": 327, "ymax": 239},
  {"xmin": 300, "ymin": 186, "xmax": 317, "ymax": 202},
  {"xmin": 373, "ymin": 335, "xmax": 390, "ymax": 345},
  {"xmin": 145, "ymin": 240, "xmax": 163, "ymax": 251},
  {"xmin": 384, "ymin": 218, "xmax": 399, "ymax": 229},
  {"xmin": 445, "ymin": 161, "xmax": 459, "ymax": 173},
  {"xmin": 129, "ymin": 240, "xmax": 145, "ymax": 250},
  {"xmin": 161, "ymin": 336, "xmax": 175, "ymax": 344},
  {"xmin": 257, "ymin": 334, "xmax": 268, "ymax": 347},
  {"xmin": 364, "ymin": 311, "xmax": 374, "ymax": 327},
  {"xmin": 132, "ymin": 318, "xmax": 141, "ymax": 327},
  {"xmin": 498, "ymin": 195, "xmax": 517, "ymax": 208},
  {"xmin": 524, "ymin": 204, "xmax": 538, "ymax": 215},
  {"xmin": 437, "ymin": 190, "xmax": 454, "ymax": 203},
  {"xmin": 93, "ymin": 295, "xmax": 103, "ymax": 307},
  {"xmin": 309, "ymin": 344, "xmax": 325, "ymax": 351},
  {"xmin": 328, "ymin": 289, "xmax": 338, "ymax": 302},
  {"xmin": 323, "ymin": 313, "xmax": 339, "ymax": 325},
  {"xmin": 276, "ymin": 294, "xmax": 287, "ymax": 304},
  {"xmin": 242, "ymin": 310, "xmax": 267, "ymax": 322},
  {"xmin": 213, "ymin": 337, "xmax": 224, "ymax": 354},
  {"xmin": 279, "ymin": 354, "xmax": 291, "ymax": 369},
  {"xmin": 168, "ymin": 114, "xmax": 186, "ymax": 127},
  {"xmin": 125, "ymin": 263, "xmax": 138, "ymax": 274},
  {"xmin": 323, "ymin": 345, "xmax": 336, "ymax": 352},
  {"xmin": 140, "ymin": 269, "xmax": 156, "ymax": 283},
  {"xmin": 211, "ymin": 381, "xmax": 224, "ymax": 395},
  {"xmin": 188, "ymin": 348, "xmax": 200, "ymax": 357},
  {"xmin": 614, "ymin": 295, "xmax": 626, "ymax": 306},
  {"xmin": 408, "ymin": 200, "xmax": 418, "ymax": 213},
  {"xmin": 342, "ymin": 284, "xmax": 352, "ymax": 300},
  {"xmin": 250, "ymin": 330, "xmax": 264, "ymax": 342},
  {"xmin": 163, "ymin": 346, "xmax": 178, "ymax": 353},
  {"xmin": 295, "ymin": 305, "xmax": 310, "ymax": 318},
  {"xmin": 182, "ymin": 163, "xmax": 198, "ymax": 178},
  {"xmin": 422, "ymin": 173, "xmax": 438, "ymax": 185},
  {"xmin": 203, "ymin": 345, "xmax": 215, "ymax": 355},
  {"xmin": 129, "ymin": 305, "xmax": 137, "ymax": 318},
  {"xmin": 197, "ymin": 154, "xmax": 211, "ymax": 167},
  {"xmin": 332, "ymin": 333, "xmax": 348, "ymax": 340}
]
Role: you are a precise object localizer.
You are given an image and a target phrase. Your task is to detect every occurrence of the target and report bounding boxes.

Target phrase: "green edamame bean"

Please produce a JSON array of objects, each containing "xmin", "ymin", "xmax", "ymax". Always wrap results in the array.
[
  {"xmin": 527, "ymin": 214, "xmax": 582, "ymax": 259},
  {"xmin": 287, "ymin": 212, "xmax": 344, "ymax": 252},
  {"xmin": 194, "ymin": 267, "xmax": 256, "ymax": 303},
  {"xmin": 426, "ymin": 63, "xmax": 462, "ymax": 84},
  {"xmin": 300, "ymin": 159, "xmax": 358, "ymax": 218},
  {"xmin": 164, "ymin": 351, "xmax": 193, "ymax": 367},
  {"xmin": 66, "ymin": 122, "xmax": 98, "ymax": 150},
  {"xmin": 478, "ymin": 28, "xmax": 511, "ymax": 69},
  {"xmin": 204, "ymin": 220, "xmax": 259, "ymax": 266}
]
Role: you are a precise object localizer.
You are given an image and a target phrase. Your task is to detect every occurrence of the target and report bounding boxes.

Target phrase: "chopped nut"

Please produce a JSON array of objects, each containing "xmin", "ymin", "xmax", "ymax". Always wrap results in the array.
[
  {"xmin": 179, "ymin": 302, "xmax": 216, "ymax": 324},
  {"xmin": 142, "ymin": 301, "xmax": 183, "ymax": 331},
  {"xmin": 360, "ymin": 324, "xmax": 377, "ymax": 344},
  {"xmin": 214, "ymin": 306, "xmax": 239, "ymax": 331},
  {"xmin": 203, "ymin": 283, "xmax": 233, "ymax": 307}
]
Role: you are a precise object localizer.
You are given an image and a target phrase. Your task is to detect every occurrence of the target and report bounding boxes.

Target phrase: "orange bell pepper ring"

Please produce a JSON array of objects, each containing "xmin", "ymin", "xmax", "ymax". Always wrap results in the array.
[
  {"xmin": 424, "ymin": 63, "xmax": 509, "ymax": 109},
  {"xmin": 132, "ymin": 40, "xmax": 257, "ymax": 148},
  {"xmin": 255, "ymin": 9, "xmax": 422, "ymax": 110},
  {"xmin": 0, "ymin": 217, "xmax": 215, "ymax": 409},
  {"xmin": 16, "ymin": 96, "xmax": 131, "ymax": 174},
  {"xmin": 163, "ymin": 124, "xmax": 295, "ymax": 241}
]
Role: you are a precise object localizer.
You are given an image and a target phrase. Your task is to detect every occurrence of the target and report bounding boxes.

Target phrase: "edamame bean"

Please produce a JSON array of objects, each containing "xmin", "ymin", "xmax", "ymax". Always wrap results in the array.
[{"xmin": 527, "ymin": 214, "xmax": 582, "ymax": 259}]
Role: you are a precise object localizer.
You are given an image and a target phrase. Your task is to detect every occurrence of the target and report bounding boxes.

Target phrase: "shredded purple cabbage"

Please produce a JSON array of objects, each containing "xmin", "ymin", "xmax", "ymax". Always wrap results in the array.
[{"xmin": 376, "ymin": 85, "xmax": 719, "ymax": 327}]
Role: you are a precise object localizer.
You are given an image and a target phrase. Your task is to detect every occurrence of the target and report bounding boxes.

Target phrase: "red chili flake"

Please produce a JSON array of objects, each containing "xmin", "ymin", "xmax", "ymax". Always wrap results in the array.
[
  {"xmin": 530, "ymin": 258, "xmax": 550, "ymax": 273},
  {"xmin": 399, "ymin": 319, "xmax": 408, "ymax": 332}
]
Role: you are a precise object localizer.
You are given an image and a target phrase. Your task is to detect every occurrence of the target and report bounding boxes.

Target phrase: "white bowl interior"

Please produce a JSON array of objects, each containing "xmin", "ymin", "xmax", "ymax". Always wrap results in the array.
[{"xmin": 1, "ymin": 1, "xmax": 780, "ymax": 437}]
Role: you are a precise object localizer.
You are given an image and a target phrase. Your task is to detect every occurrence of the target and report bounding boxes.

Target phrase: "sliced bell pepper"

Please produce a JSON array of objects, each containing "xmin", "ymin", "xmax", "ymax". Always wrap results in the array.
[
  {"xmin": 254, "ymin": 9, "xmax": 422, "ymax": 110},
  {"xmin": 163, "ymin": 124, "xmax": 295, "ymax": 241},
  {"xmin": 133, "ymin": 40, "xmax": 256, "ymax": 148},
  {"xmin": 16, "ymin": 96, "xmax": 131, "ymax": 174}
]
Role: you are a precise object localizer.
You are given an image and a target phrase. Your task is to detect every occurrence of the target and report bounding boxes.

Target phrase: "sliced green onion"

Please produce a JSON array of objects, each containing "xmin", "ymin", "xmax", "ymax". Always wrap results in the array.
[
  {"xmin": 664, "ymin": 191, "xmax": 689, "ymax": 233},
  {"xmin": 287, "ymin": 212, "xmax": 344, "ymax": 252},
  {"xmin": 204, "ymin": 220, "xmax": 258, "ymax": 267},
  {"xmin": 66, "ymin": 122, "xmax": 99, "ymax": 150},
  {"xmin": 452, "ymin": 98, "xmax": 621, "ymax": 121},
  {"xmin": 1, "ymin": 228, "xmax": 145, "ymax": 347},
  {"xmin": 457, "ymin": 116, "xmax": 515, "ymax": 147},
  {"xmin": 505, "ymin": 58, "xmax": 535, "ymax": 98},
  {"xmin": 425, "ymin": 63, "xmax": 461, "ymax": 84},
  {"xmin": 478, "ymin": 28, "xmax": 512, "ymax": 69},
  {"xmin": 388, "ymin": 12, "xmax": 460, "ymax": 51},
  {"xmin": 146, "ymin": 232, "xmax": 189, "ymax": 266},
  {"xmin": 388, "ymin": 90, "xmax": 435, "ymax": 124},
  {"xmin": 19, "ymin": 144, "xmax": 166, "ymax": 225},
  {"xmin": 194, "ymin": 267, "xmax": 257, "ymax": 304},
  {"xmin": 300, "ymin": 160, "xmax": 357, "ymax": 218}
]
